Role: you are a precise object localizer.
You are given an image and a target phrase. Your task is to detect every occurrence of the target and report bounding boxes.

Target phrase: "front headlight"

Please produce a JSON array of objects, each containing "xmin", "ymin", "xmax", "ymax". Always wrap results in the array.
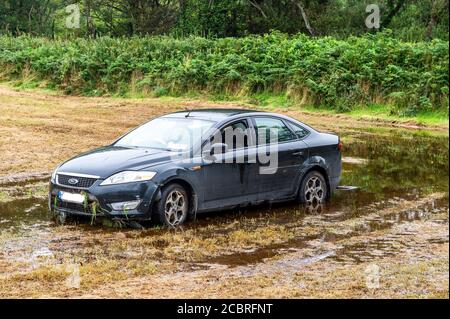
[{"xmin": 100, "ymin": 171, "xmax": 156, "ymax": 186}]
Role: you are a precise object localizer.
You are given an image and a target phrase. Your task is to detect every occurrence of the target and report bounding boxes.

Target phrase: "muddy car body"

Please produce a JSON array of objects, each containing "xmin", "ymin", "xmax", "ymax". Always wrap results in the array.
[{"xmin": 49, "ymin": 109, "xmax": 342, "ymax": 226}]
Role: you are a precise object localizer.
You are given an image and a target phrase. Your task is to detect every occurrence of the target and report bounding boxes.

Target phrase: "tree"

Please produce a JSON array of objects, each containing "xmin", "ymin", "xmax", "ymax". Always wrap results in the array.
[
  {"xmin": 0, "ymin": 0, "xmax": 448, "ymax": 40},
  {"xmin": 382, "ymin": 0, "xmax": 407, "ymax": 28},
  {"xmin": 0, "ymin": 0, "xmax": 53, "ymax": 35},
  {"xmin": 426, "ymin": 0, "xmax": 449, "ymax": 39},
  {"xmin": 291, "ymin": 0, "xmax": 316, "ymax": 36}
]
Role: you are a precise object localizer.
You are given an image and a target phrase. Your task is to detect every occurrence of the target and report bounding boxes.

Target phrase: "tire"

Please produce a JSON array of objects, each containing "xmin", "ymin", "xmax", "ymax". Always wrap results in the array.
[
  {"xmin": 52, "ymin": 210, "xmax": 77, "ymax": 225},
  {"xmin": 297, "ymin": 171, "xmax": 328, "ymax": 205},
  {"xmin": 153, "ymin": 183, "xmax": 189, "ymax": 227}
]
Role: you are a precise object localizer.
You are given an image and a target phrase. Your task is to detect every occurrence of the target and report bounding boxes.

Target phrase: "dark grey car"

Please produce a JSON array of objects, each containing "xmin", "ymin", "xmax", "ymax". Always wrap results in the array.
[{"xmin": 49, "ymin": 109, "xmax": 342, "ymax": 226}]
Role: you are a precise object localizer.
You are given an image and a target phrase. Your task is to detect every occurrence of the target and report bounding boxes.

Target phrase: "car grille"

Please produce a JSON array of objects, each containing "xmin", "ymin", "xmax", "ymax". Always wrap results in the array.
[
  {"xmin": 57, "ymin": 174, "xmax": 98, "ymax": 189},
  {"xmin": 51, "ymin": 195, "xmax": 107, "ymax": 215},
  {"xmin": 58, "ymin": 201, "xmax": 93, "ymax": 214}
]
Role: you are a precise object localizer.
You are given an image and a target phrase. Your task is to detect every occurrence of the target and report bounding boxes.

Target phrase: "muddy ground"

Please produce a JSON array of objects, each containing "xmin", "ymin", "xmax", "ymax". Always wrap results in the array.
[{"xmin": 0, "ymin": 85, "xmax": 448, "ymax": 298}]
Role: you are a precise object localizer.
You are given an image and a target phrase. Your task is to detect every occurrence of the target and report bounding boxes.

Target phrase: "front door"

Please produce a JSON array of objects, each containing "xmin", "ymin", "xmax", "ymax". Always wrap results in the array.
[{"xmin": 201, "ymin": 119, "xmax": 259, "ymax": 210}]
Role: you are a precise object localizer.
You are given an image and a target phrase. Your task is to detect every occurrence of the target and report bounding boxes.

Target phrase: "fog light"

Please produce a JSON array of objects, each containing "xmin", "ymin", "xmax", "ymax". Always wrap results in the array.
[{"xmin": 110, "ymin": 200, "xmax": 141, "ymax": 211}]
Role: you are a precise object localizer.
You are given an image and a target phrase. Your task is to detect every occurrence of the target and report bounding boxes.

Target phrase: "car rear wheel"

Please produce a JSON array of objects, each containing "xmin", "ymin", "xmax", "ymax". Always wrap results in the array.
[
  {"xmin": 298, "ymin": 171, "xmax": 328, "ymax": 205},
  {"xmin": 154, "ymin": 183, "xmax": 189, "ymax": 227}
]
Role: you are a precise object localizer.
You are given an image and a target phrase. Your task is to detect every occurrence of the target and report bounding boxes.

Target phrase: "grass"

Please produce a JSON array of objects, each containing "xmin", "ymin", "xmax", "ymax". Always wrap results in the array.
[
  {"xmin": 132, "ymin": 88, "xmax": 449, "ymax": 127},
  {"xmin": 345, "ymin": 104, "xmax": 449, "ymax": 126},
  {"xmin": 0, "ymin": 191, "xmax": 8, "ymax": 202},
  {"xmin": 130, "ymin": 89, "xmax": 449, "ymax": 127},
  {"xmin": 5, "ymin": 80, "xmax": 449, "ymax": 126},
  {"xmin": 0, "ymin": 82, "xmax": 448, "ymax": 298},
  {"xmin": 0, "ymin": 182, "xmax": 48, "ymax": 203},
  {"xmin": 255, "ymin": 98, "xmax": 449, "ymax": 127}
]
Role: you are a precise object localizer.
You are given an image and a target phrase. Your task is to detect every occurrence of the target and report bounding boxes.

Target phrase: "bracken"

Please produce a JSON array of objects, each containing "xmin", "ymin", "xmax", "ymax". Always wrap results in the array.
[{"xmin": 0, "ymin": 31, "xmax": 448, "ymax": 113}]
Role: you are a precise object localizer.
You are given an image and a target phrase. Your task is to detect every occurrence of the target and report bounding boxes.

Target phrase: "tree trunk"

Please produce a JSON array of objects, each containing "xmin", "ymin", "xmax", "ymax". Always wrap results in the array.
[
  {"xmin": 248, "ymin": 1, "xmax": 268, "ymax": 19},
  {"xmin": 426, "ymin": 0, "xmax": 446, "ymax": 40},
  {"xmin": 426, "ymin": 14, "xmax": 437, "ymax": 39},
  {"xmin": 28, "ymin": 4, "xmax": 34, "ymax": 34},
  {"xmin": 293, "ymin": 0, "xmax": 316, "ymax": 36},
  {"xmin": 85, "ymin": 0, "xmax": 95, "ymax": 37}
]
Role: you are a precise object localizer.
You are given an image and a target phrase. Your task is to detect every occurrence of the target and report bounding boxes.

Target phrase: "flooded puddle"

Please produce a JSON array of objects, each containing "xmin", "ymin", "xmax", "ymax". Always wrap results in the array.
[{"xmin": 0, "ymin": 129, "xmax": 448, "ymax": 272}]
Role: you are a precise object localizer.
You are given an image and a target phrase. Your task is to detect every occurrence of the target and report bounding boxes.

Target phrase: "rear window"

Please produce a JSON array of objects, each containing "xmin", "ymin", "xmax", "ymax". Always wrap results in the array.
[
  {"xmin": 287, "ymin": 121, "xmax": 310, "ymax": 139},
  {"xmin": 254, "ymin": 117, "xmax": 296, "ymax": 144}
]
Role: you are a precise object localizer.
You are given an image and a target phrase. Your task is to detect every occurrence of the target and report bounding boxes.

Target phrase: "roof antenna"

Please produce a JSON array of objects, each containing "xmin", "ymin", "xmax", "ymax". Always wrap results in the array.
[{"xmin": 185, "ymin": 110, "xmax": 191, "ymax": 118}]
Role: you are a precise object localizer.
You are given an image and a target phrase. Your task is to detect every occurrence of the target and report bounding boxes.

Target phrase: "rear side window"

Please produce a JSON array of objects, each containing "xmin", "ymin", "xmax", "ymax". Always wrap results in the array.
[
  {"xmin": 287, "ymin": 122, "xmax": 310, "ymax": 139},
  {"xmin": 254, "ymin": 117, "xmax": 296, "ymax": 145}
]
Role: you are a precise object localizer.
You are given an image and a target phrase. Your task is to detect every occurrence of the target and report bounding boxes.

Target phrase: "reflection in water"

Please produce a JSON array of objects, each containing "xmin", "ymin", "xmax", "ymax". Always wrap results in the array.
[
  {"xmin": 342, "ymin": 130, "xmax": 448, "ymax": 196},
  {"xmin": 304, "ymin": 201, "xmax": 324, "ymax": 215},
  {"xmin": 0, "ymin": 198, "xmax": 50, "ymax": 234}
]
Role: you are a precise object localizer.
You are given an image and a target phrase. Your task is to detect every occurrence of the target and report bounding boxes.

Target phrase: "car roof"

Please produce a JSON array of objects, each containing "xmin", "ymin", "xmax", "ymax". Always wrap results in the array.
[
  {"xmin": 162, "ymin": 108, "xmax": 263, "ymax": 121},
  {"xmin": 160, "ymin": 108, "xmax": 318, "ymax": 131},
  {"xmin": 155, "ymin": 108, "xmax": 318, "ymax": 133}
]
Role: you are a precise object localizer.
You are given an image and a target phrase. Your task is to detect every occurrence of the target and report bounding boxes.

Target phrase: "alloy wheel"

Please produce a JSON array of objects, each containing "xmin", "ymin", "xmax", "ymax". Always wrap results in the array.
[
  {"xmin": 164, "ymin": 190, "xmax": 187, "ymax": 226},
  {"xmin": 304, "ymin": 176, "xmax": 325, "ymax": 205}
]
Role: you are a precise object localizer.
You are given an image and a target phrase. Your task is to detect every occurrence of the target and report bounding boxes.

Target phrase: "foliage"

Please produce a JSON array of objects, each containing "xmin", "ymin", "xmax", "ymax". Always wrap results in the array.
[
  {"xmin": 0, "ymin": 1, "xmax": 448, "ymax": 41},
  {"xmin": 0, "ymin": 32, "xmax": 448, "ymax": 113}
]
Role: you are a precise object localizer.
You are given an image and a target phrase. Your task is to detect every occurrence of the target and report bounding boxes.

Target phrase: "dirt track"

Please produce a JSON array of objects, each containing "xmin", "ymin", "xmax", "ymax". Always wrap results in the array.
[{"xmin": 0, "ymin": 85, "xmax": 448, "ymax": 298}]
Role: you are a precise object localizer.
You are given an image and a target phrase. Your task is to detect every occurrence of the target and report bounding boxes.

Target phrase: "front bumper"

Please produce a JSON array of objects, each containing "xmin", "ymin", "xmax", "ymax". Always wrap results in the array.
[{"xmin": 49, "ymin": 179, "xmax": 160, "ymax": 220}]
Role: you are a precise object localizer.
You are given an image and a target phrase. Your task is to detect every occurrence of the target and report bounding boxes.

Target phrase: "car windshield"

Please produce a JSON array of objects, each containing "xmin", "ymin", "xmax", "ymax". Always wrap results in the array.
[{"xmin": 115, "ymin": 117, "xmax": 216, "ymax": 151}]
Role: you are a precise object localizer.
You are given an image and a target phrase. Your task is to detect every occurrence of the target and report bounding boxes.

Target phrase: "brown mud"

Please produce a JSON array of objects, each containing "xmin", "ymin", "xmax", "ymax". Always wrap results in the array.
[{"xmin": 0, "ymin": 85, "xmax": 448, "ymax": 298}]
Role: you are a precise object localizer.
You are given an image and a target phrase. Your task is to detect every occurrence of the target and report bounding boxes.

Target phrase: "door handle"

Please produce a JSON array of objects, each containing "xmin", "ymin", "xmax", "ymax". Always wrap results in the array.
[{"xmin": 292, "ymin": 151, "xmax": 304, "ymax": 156}]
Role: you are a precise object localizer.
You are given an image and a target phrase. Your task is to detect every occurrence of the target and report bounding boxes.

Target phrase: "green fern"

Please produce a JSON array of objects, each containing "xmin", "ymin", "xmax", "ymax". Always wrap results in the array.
[{"xmin": 0, "ymin": 32, "xmax": 448, "ymax": 113}]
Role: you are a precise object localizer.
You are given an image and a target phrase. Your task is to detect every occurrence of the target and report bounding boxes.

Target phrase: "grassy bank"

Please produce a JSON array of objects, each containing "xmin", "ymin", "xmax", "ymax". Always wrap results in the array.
[
  {"xmin": 2, "ymin": 81, "xmax": 448, "ymax": 127},
  {"xmin": 210, "ymin": 92, "xmax": 449, "ymax": 126},
  {"xmin": 0, "ymin": 32, "xmax": 448, "ymax": 117}
]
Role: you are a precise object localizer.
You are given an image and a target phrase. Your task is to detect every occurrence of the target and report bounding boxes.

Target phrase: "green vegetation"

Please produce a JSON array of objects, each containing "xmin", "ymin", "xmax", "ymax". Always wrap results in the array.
[
  {"xmin": 1, "ymin": 1, "xmax": 449, "ymax": 41},
  {"xmin": 0, "ymin": 1, "xmax": 448, "ymax": 119},
  {"xmin": 294, "ymin": 104, "xmax": 449, "ymax": 126},
  {"xmin": 0, "ymin": 32, "xmax": 448, "ymax": 116}
]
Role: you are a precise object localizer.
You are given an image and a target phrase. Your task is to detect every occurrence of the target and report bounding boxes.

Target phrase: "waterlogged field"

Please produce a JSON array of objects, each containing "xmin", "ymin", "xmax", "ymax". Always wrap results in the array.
[{"xmin": 0, "ymin": 85, "xmax": 448, "ymax": 298}]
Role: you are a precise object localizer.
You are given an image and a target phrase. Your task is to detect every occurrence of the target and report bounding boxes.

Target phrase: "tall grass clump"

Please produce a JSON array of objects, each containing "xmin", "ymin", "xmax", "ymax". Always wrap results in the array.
[{"xmin": 0, "ymin": 31, "xmax": 448, "ymax": 115}]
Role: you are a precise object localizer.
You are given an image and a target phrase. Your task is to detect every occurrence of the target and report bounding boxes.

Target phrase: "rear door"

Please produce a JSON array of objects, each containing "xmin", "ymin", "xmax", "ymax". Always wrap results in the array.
[{"xmin": 252, "ymin": 116, "xmax": 309, "ymax": 200}]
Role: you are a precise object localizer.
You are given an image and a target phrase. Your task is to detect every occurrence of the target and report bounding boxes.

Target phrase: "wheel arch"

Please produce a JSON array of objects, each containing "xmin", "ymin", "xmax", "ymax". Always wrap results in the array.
[
  {"xmin": 159, "ymin": 177, "xmax": 198, "ymax": 215},
  {"xmin": 298, "ymin": 165, "xmax": 331, "ymax": 197}
]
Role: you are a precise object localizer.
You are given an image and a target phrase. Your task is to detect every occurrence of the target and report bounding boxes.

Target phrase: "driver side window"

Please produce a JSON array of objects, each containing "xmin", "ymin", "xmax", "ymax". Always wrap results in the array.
[
  {"xmin": 208, "ymin": 120, "xmax": 249, "ymax": 151},
  {"xmin": 221, "ymin": 120, "xmax": 249, "ymax": 150}
]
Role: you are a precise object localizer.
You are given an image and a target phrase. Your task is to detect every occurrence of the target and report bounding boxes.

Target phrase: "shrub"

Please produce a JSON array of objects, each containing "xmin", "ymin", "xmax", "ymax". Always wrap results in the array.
[{"xmin": 0, "ymin": 32, "xmax": 448, "ymax": 113}]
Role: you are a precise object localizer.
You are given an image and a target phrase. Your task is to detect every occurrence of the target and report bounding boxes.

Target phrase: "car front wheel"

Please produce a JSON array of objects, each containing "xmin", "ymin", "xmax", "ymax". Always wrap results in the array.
[
  {"xmin": 298, "ymin": 171, "xmax": 328, "ymax": 205},
  {"xmin": 154, "ymin": 183, "xmax": 189, "ymax": 227}
]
